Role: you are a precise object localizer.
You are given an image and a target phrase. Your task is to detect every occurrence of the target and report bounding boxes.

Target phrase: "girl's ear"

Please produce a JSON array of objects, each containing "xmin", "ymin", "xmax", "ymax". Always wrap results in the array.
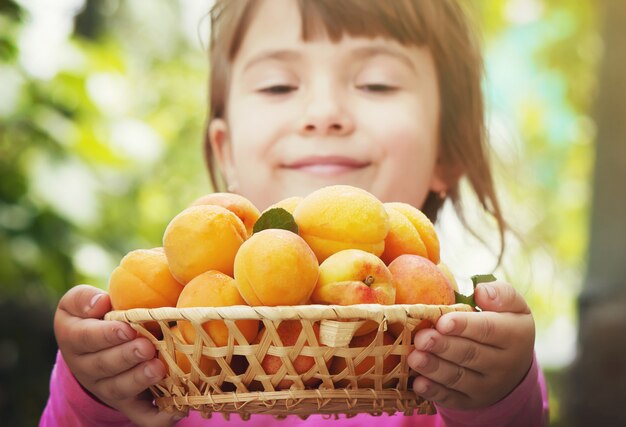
[
  {"xmin": 429, "ymin": 162, "xmax": 448, "ymax": 195},
  {"xmin": 209, "ymin": 119, "xmax": 238, "ymax": 191},
  {"xmin": 429, "ymin": 154, "xmax": 463, "ymax": 196}
]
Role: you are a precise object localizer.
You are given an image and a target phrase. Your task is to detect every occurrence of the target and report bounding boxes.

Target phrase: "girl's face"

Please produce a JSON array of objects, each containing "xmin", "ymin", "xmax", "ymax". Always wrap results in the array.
[{"xmin": 210, "ymin": 0, "xmax": 446, "ymax": 210}]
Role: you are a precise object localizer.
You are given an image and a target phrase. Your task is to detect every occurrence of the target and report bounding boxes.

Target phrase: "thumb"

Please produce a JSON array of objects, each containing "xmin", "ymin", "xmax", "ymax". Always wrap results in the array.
[
  {"xmin": 474, "ymin": 281, "xmax": 530, "ymax": 314},
  {"xmin": 57, "ymin": 284, "xmax": 112, "ymax": 320}
]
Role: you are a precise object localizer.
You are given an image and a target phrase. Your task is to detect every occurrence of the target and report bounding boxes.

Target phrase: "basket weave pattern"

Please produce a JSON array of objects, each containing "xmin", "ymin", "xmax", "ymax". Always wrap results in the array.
[{"xmin": 105, "ymin": 303, "xmax": 472, "ymax": 419}]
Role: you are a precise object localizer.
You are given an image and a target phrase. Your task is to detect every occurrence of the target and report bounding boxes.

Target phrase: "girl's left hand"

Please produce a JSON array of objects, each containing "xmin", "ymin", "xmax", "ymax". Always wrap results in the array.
[{"xmin": 407, "ymin": 281, "xmax": 535, "ymax": 410}]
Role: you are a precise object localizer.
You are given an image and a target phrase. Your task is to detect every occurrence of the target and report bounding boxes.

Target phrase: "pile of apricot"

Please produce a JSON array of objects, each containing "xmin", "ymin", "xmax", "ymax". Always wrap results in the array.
[{"xmin": 108, "ymin": 185, "xmax": 457, "ymax": 388}]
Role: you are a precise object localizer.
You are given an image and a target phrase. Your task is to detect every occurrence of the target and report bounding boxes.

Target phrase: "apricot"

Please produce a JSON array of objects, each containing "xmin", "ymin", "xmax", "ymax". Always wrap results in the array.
[
  {"xmin": 253, "ymin": 320, "xmax": 327, "ymax": 389},
  {"xmin": 293, "ymin": 185, "xmax": 390, "ymax": 262},
  {"xmin": 384, "ymin": 202, "xmax": 440, "ymax": 264},
  {"xmin": 312, "ymin": 249, "xmax": 395, "ymax": 306},
  {"xmin": 437, "ymin": 262, "xmax": 459, "ymax": 292},
  {"xmin": 163, "ymin": 205, "xmax": 247, "ymax": 283},
  {"xmin": 311, "ymin": 249, "xmax": 395, "ymax": 335},
  {"xmin": 331, "ymin": 330, "xmax": 400, "ymax": 388},
  {"xmin": 387, "ymin": 255, "xmax": 454, "ymax": 337},
  {"xmin": 176, "ymin": 270, "xmax": 259, "ymax": 347},
  {"xmin": 159, "ymin": 325, "xmax": 218, "ymax": 378},
  {"xmin": 108, "ymin": 247, "xmax": 183, "ymax": 311},
  {"xmin": 191, "ymin": 192, "xmax": 260, "ymax": 237},
  {"xmin": 264, "ymin": 196, "xmax": 303, "ymax": 215},
  {"xmin": 380, "ymin": 204, "xmax": 429, "ymax": 264},
  {"xmin": 389, "ymin": 255, "xmax": 455, "ymax": 306},
  {"xmin": 234, "ymin": 229, "xmax": 319, "ymax": 306}
]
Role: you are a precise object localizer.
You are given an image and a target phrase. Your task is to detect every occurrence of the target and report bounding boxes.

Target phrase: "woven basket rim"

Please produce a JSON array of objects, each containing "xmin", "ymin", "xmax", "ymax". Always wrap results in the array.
[{"xmin": 104, "ymin": 303, "xmax": 472, "ymax": 323}]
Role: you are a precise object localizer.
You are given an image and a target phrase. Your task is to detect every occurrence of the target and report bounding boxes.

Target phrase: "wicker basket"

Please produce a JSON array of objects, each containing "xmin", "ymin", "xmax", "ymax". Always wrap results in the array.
[{"xmin": 105, "ymin": 303, "xmax": 472, "ymax": 420}]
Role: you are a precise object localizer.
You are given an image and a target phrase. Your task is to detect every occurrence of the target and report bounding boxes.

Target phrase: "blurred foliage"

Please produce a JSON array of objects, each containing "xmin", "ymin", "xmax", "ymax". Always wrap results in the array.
[{"xmin": 0, "ymin": 0, "xmax": 602, "ymax": 426}]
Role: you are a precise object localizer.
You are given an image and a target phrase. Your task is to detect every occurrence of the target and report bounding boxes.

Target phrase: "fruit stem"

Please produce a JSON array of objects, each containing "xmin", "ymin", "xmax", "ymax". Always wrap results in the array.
[{"xmin": 363, "ymin": 275, "xmax": 375, "ymax": 286}]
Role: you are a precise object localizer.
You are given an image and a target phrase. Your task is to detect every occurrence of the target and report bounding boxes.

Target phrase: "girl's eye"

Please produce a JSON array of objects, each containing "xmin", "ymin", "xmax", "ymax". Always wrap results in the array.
[
  {"xmin": 357, "ymin": 84, "xmax": 397, "ymax": 93},
  {"xmin": 258, "ymin": 85, "xmax": 297, "ymax": 95}
]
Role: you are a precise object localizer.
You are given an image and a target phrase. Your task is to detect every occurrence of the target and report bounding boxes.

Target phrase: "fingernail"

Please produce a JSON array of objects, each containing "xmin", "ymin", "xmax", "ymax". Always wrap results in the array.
[
  {"xmin": 144, "ymin": 365, "xmax": 156, "ymax": 378},
  {"xmin": 412, "ymin": 352, "xmax": 428, "ymax": 368},
  {"xmin": 413, "ymin": 379, "xmax": 428, "ymax": 394},
  {"xmin": 483, "ymin": 284, "xmax": 497, "ymax": 300},
  {"xmin": 86, "ymin": 293, "xmax": 104, "ymax": 312},
  {"xmin": 440, "ymin": 319, "xmax": 455, "ymax": 334},
  {"xmin": 421, "ymin": 338, "xmax": 434, "ymax": 351},
  {"xmin": 135, "ymin": 348, "xmax": 147, "ymax": 360},
  {"xmin": 117, "ymin": 328, "xmax": 131, "ymax": 341}
]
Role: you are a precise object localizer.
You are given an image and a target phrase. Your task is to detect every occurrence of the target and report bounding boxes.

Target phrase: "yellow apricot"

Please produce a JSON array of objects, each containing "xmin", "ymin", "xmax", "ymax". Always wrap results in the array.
[
  {"xmin": 163, "ymin": 205, "xmax": 247, "ymax": 283},
  {"xmin": 234, "ymin": 229, "xmax": 319, "ymax": 306},
  {"xmin": 293, "ymin": 185, "xmax": 389, "ymax": 262},
  {"xmin": 190, "ymin": 192, "xmax": 260, "ymax": 237}
]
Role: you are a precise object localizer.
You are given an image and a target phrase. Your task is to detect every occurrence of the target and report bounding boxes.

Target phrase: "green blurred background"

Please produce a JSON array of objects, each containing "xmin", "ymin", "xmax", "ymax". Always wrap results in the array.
[{"xmin": 2, "ymin": 0, "xmax": 625, "ymax": 426}]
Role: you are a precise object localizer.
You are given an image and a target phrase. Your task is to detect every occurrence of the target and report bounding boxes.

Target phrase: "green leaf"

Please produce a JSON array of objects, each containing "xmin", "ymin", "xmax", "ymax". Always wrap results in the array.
[
  {"xmin": 470, "ymin": 274, "xmax": 497, "ymax": 289},
  {"xmin": 454, "ymin": 290, "xmax": 476, "ymax": 308},
  {"xmin": 455, "ymin": 274, "xmax": 497, "ymax": 309},
  {"xmin": 252, "ymin": 208, "xmax": 299, "ymax": 234}
]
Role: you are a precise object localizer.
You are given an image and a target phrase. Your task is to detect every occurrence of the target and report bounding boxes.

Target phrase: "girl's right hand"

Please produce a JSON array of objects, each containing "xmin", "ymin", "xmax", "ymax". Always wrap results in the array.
[{"xmin": 54, "ymin": 284, "xmax": 185, "ymax": 427}]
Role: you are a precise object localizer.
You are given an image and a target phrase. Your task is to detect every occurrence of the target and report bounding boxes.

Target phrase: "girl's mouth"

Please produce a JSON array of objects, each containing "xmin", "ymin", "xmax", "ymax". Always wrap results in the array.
[{"xmin": 281, "ymin": 156, "xmax": 371, "ymax": 177}]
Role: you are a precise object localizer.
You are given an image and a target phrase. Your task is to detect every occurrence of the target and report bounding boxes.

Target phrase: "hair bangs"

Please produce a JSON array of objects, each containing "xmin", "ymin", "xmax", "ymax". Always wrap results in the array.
[{"xmin": 298, "ymin": 0, "xmax": 433, "ymax": 47}]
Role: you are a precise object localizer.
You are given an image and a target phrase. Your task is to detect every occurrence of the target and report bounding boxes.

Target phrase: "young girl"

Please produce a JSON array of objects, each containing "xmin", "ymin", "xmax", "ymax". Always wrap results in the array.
[{"xmin": 41, "ymin": 1, "xmax": 548, "ymax": 426}]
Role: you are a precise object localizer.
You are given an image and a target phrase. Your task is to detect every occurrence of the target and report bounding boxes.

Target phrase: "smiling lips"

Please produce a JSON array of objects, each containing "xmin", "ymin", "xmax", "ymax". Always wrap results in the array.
[{"xmin": 283, "ymin": 156, "xmax": 371, "ymax": 176}]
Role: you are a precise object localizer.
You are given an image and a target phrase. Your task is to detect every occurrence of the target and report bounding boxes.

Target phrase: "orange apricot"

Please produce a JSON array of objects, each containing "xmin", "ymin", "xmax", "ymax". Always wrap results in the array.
[
  {"xmin": 380, "ymin": 204, "xmax": 429, "ymax": 264},
  {"xmin": 163, "ymin": 205, "xmax": 247, "ymax": 283},
  {"xmin": 108, "ymin": 247, "xmax": 183, "ymax": 311},
  {"xmin": 253, "ymin": 320, "xmax": 328, "ymax": 389},
  {"xmin": 384, "ymin": 202, "xmax": 440, "ymax": 264},
  {"xmin": 176, "ymin": 270, "xmax": 259, "ymax": 347},
  {"xmin": 388, "ymin": 254, "xmax": 455, "ymax": 305},
  {"xmin": 331, "ymin": 330, "xmax": 400, "ymax": 388},
  {"xmin": 159, "ymin": 325, "xmax": 218, "ymax": 378},
  {"xmin": 234, "ymin": 229, "xmax": 319, "ymax": 306}
]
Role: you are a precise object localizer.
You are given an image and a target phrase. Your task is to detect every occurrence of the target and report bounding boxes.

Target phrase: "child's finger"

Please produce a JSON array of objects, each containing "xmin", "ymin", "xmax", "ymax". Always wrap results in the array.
[
  {"xmin": 435, "ymin": 311, "xmax": 532, "ymax": 348},
  {"xmin": 412, "ymin": 375, "xmax": 472, "ymax": 409},
  {"xmin": 413, "ymin": 328, "xmax": 500, "ymax": 373},
  {"xmin": 76, "ymin": 336, "xmax": 156, "ymax": 380},
  {"xmin": 59, "ymin": 316, "xmax": 137, "ymax": 355},
  {"xmin": 474, "ymin": 281, "xmax": 531, "ymax": 315},
  {"xmin": 57, "ymin": 284, "xmax": 112, "ymax": 319},
  {"xmin": 93, "ymin": 358, "xmax": 166, "ymax": 402},
  {"xmin": 407, "ymin": 350, "xmax": 482, "ymax": 394}
]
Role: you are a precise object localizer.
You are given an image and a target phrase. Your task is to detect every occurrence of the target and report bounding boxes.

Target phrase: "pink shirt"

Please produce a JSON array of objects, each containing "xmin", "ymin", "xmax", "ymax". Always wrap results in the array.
[{"xmin": 40, "ymin": 352, "xmax": 548, "ymax": 426}]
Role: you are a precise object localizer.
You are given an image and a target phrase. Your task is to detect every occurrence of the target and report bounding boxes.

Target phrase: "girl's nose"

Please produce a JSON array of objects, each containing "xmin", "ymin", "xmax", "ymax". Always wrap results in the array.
[{"xmin": 298, "ymin": 88, "xmax": 354, "ymax": 137}]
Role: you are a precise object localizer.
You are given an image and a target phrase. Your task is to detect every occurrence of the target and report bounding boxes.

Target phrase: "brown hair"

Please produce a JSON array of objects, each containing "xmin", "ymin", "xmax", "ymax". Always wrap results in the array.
[{"xmin": 204, "ymin": 0, "xmax": 506, "ymax": 258}]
